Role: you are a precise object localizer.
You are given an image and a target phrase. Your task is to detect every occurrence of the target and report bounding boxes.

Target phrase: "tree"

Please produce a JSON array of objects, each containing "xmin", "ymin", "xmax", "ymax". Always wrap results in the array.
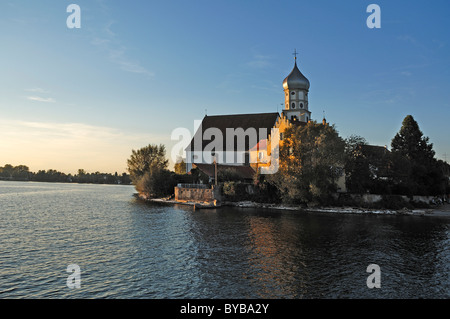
[
  {"xmin": 135, "ymin": 164, "xmax": 177, "ymax": 198},
  {"xmin": 127, "ymin": 144, "xmax": 168, "ymax": 184},
  {"xmin": 344, "ymin": 134, "xmax": 368, "ymax": 155},
  {"xmin": 174, "ymin": 157, "xmax": 186, "ymax": 175},
  {"xmin": 344, "ymin": 136, "xmax": 391, "ymax": 194},
  {"xmin": 0, "ymin": 164, "xmax": 14, "ymax": 178},
  {"xmin": 391, "ymin": 115, "xmax": 435, "ymax": 163},
  {"xmin": 390, "ymin": 115, "xmax": 444, "ymax": 196},
  {"xmin": 344, "ymin": 135, "xmax": 371, "ymax": 193},
  {"xmin": 267, "ymin": 121, "xmax": 345, "ymax": 205},
  {"xmin": 127, "ymin": 144, "xmax": 176, "ymax": 198}
]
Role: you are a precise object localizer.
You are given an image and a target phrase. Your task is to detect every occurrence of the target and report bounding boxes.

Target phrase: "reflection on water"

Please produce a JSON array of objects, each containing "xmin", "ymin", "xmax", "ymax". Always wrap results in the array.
[{"xmin": 0, "ymin": 181, "xmax": 448, "ymax": 298}]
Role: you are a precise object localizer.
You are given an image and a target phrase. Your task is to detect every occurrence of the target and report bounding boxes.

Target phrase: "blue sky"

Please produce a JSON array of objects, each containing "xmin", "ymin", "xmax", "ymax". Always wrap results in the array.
[{"xmin": 1, "ymin": 0, "xmax": 449, "ymax": 173}]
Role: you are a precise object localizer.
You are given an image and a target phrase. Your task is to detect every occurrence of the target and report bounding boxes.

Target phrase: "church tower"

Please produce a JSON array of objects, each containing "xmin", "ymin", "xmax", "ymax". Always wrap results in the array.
[{"xmin": 282, "ymin": 52, "xmax": 311, "ymax": 123}]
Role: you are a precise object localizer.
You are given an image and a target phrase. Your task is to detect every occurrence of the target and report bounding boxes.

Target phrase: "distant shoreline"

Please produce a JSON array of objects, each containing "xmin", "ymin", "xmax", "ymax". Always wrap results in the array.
[
  {"xmin": 135, "ymin": 194, "xmax": 450, "ymax": 218},
  {"xmin": 0, "ymin": 179, "xmax": 132, "ymax": 186}
]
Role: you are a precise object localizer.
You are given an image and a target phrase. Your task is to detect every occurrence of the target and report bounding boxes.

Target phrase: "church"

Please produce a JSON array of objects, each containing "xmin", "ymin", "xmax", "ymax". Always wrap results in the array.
[{"xmin": 185, "ymin": 54, "xmax": 325, "ymax": 181}]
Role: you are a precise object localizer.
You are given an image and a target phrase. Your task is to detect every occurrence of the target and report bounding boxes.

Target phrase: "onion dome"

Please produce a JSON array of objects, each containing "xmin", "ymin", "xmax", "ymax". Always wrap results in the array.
[{"xmin": 282, "ymin": 60, "xmax": 310, "ymax": 91}]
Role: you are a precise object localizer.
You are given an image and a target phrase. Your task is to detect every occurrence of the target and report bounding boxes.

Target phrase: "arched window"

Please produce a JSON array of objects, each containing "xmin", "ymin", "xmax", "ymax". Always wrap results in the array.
[
  {"xmin": 300, "ymin": 103, "xmax": 303, "ymax": 108},
  {"xmin": 292, "ymin": 103, "xmax": 295, "ymax": 109}
]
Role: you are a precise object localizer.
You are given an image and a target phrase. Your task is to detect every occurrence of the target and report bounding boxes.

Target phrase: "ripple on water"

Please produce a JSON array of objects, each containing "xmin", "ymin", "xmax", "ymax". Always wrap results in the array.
[{"xmin": 0, "ymin": 181, "xmax": 449, "ymax": 298}]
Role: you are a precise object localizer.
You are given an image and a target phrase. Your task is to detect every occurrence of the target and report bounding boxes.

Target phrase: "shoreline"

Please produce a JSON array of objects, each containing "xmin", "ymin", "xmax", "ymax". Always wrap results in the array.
[{"xmin": 135, "ymin": 194, "xmax": 450, "ymax": 217}]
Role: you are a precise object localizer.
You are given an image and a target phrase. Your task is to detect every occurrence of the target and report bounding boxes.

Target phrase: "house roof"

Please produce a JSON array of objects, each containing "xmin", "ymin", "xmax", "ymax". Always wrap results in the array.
[
  {"xmin": 186, "ymin": 112, "xmax": 279, "ymax": 152},
  {"xmin": 192, "ymin": 163, "xmax": 255, "ymax": 180}
]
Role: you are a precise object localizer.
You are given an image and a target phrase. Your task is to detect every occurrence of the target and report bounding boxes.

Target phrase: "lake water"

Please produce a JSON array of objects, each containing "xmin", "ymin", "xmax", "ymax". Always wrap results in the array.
[{"xmin": 0, "ymin": 181, "xmax": 448, "ymax": 299}]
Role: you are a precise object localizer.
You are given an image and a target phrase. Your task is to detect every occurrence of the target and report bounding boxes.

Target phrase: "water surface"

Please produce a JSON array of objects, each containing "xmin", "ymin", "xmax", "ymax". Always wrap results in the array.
[{"xmin": 0, "ymin": 181, "xmax": 448, "ymax": 298}]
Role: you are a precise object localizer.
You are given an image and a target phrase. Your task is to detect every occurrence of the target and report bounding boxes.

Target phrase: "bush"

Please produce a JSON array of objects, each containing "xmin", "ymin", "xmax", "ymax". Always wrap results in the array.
[
  {"xmin": 252, "ymin": 181, "xmax": 281, "ymax": 204},
  {"xmin": 222, "ymin": 181, "xmax": 251, "ymax": 201},
  {"xmin": 367, "ymin": 195, "xmax": 413, "ymax": 210},
  {"xmin": 136, "ymin": 167, "xmax": 177, "ymax": 198}
]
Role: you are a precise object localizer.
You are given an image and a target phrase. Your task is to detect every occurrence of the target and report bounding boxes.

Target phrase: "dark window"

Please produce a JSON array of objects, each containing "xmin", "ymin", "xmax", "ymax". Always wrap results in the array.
[
  {"xmin": 300, "ymin": 103, "xmax": 303, "ymax": 108},
  {"xmin": 292, "ymin": 103, "xmax": 295, "ymax": 109}
]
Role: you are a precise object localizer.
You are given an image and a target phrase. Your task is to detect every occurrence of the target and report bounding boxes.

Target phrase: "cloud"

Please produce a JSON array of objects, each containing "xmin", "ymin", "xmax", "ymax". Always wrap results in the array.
[
  {"xmin": 246, "ymin": 54, "xmax": 271, "ymax": 69},
  {"xmin": 108, "ymin": 47, "xmax": 154, "ymax": 76},
  {"xmin": 26, "ymin": 88, "xmax": 50, "ymax": 93},
  {"xmin": 27, "ymin": 96, "xmax": 56, "ymax": 103},
  {"xmin": 88, "ymin": 4, "xmax": 153, "ymax": 77}
]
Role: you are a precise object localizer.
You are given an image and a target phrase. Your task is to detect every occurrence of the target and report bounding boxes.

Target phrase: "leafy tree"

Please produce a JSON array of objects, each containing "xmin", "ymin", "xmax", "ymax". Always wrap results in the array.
[
  {"xmin": 344, "ymin": 136, "xmax": 391, "ymax": 194},
  {"xmin": 0, "ymin": 164, "xmax": 14, "ymax": 178},
  {"xmin": 267, "ymin": 121, "xmax": 345, "ymax": 205},
  {"xmin": 135, "ymin": 164, "xmax": 177, "ymax": 198},
  {"xmin": 174, "ymin": 157, "xmax": 186, "ymax": 175},
  {"xmin": 344, "ymin": 135, "xmax": 368, "ymax": 155},
  {"xmin": 344, "ymin": 135, "xmax": 371, "ymax": 193},
  {"xmin": 127, "ymin": 144, "xmax": 168, "ymax": 184},
  {"xmin": 127, "ymin": 144, "xmax": 177, "ymax": 198}
]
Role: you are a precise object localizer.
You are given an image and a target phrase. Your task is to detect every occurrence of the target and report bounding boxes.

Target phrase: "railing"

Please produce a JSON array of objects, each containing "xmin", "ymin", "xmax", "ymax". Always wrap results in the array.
[{"xmin": 177, "ymin": 183, "xmax": 209, "ymax": 189}]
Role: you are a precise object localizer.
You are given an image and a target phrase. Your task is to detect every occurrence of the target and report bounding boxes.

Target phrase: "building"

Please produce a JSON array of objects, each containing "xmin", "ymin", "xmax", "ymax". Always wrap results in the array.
[{"xmin": 185, "ymin": 55, "xmax": 314, "ymax": 175}]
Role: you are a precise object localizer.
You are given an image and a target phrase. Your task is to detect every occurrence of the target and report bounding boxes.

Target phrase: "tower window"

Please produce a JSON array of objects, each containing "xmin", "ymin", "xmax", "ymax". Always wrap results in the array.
[
  {"xmin": 291, "ymin": 92, "xmax": 295, "ymax": 95},
  {"xmin": 292, "ymin": 103, "xmax": 295, "ymax": 109},
  {"xmin": 300, "ymin": 103, "xmax": 303, "ymax": 108}
]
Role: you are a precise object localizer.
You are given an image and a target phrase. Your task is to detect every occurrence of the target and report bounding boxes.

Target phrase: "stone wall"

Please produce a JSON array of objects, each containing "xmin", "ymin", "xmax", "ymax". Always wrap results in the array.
[{"xmin": 175, "ymin": 186, "xmax": 217, "ymax": 202}]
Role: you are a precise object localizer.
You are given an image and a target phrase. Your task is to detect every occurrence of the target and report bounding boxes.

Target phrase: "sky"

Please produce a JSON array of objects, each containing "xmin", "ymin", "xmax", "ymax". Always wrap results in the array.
[{"xmin": 1, "ymin": 0, "xmax": 449, "ymax": 174}]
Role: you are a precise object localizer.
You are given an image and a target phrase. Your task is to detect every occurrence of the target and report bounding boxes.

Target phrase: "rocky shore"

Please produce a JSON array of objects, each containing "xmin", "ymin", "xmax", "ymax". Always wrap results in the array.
[
  {"xmin": 135, "ymin": 193, "xmax": 450, "ymax": 217},
  {"xmin": 222, "ymin": 200, "xmax": 445, "ymax": 217}
]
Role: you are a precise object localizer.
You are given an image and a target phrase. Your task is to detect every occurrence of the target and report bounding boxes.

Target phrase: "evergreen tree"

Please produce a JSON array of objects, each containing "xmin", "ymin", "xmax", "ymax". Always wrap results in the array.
[
  {"xmin": 390, "ymin": 115, "xmax": 444, "ymax": 195},
  {"xmin": 391, "ymin": 115, "xmax": 435, "ymax": 163}
]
